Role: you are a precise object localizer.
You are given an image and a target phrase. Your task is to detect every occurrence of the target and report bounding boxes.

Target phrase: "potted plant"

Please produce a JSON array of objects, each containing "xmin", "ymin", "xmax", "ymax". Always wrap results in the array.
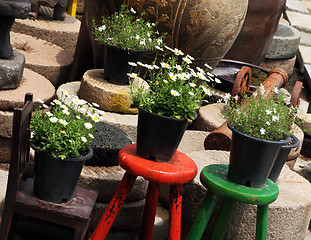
[
  {"xmin": 129, "ymin": 46, "xmax": 221, "ymax": 162},
  {"xmin": 29, "ymin": 89, "xmax": 102, "ymax": 203},
  {"xmin": 92, "ymin": 4, "xmax": 164, "ymax": 85},
  {"xmin": 221, "ymin": 85, "xmax": 298, "ymax": 187}
]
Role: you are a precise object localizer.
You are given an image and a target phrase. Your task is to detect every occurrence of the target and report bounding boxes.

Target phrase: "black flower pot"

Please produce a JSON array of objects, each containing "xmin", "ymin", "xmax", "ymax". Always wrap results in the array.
[
  {"xmin": 268, "ymin": 134, "xmax": 300, "ymax": 182},
  {"xmin": 227, "ymin": 123, "xmax": 291, "ymax": 188},
  {"xmin": 136, "ymin": 109, "xmax": 188, "ymax": 162},
  {"xmin": 31, "ymin": 143, "xmax": 93, "ymax": 203},
  {"xmin": 104, "ymin": 45, "xmax": 148, "ymax": 85}
]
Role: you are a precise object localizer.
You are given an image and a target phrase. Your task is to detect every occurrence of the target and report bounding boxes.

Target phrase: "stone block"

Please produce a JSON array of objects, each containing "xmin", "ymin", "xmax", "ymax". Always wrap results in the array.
[
  {"xmin": 0, "ymin": 111, "xmax": 13, "ymax": 138},
  {"xmin": 12, "ymin": 13, "xmax": 80, "ymax": 55},
  {"xmin": 0, "ymin": 50, "xmax": 25, "ymax": 90},
  {"xmin": 193, "ymin": 103, "xmax": 226, "ymax": 132},
  {"xmin": 266, "ymin": 23, "xmax": 301, "ymax": 60},
  {"xmin": 78, "ymin": 165, "xmax": 148, "ymax": 203},
  {"xmin": 88, "ymin": 122, "xmax": 132, "ymax": 167},
  {"xmin": 11, "ymin": 32, "xmax": 73, "ymax": 87},
  {"xmin": 89, "ymin": 199, "xmax": 145, "ymax": 231},
  {"xmin": 160, "ymin": 150, "xmax": 311, "ymax": 240},
  {"xmin": 79, "ymin": 69, "xmax": 148, "ymax": 114}
]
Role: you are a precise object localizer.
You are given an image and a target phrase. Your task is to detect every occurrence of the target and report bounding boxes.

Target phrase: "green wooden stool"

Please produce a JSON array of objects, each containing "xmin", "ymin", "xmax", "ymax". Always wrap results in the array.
[{"xmin": 187, "ymin": 164, "xmax": 279, "ymax": 240}]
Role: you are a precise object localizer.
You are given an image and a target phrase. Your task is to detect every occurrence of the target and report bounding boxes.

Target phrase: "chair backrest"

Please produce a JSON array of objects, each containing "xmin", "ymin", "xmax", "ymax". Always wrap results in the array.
[{"xmin": 6, "ymin": 93, "xmax": 33, "ymax": 203}]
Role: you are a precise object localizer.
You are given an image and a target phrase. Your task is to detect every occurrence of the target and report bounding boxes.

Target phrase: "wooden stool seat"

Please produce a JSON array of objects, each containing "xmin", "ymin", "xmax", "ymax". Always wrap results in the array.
[
  {"xmin": 119, "ymin": 144, "xmax": 197, "ymax": 185},
  {"xmin": 91, "ymin": 144, "xmax": 197, "ymax": 240},
  {"xmin": 187, "ymin": 164, "xmax": 279, "ymax": 240}
]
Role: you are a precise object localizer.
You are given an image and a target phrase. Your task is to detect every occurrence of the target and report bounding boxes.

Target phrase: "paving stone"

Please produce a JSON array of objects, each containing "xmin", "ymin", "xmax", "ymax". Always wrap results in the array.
[
  {"xmin": 298, "ymin": 46, "xmax": 311, "ymax": 75},
  {"xmin": 300, "ymin": 31, "xmax": 311, "ymax": 46},
  {"xmin": 287, "ymin": 0, "xmax": 310, "ymax": 14},
  {"xmin": 78, "ymin": 165, "xmax": 148, "ymax": 203},
  {"xmin": 286, "ymin": 11, "xmax": 311, "ymax": 33},
  {"xmin": 0, "ymin": 68, "xmax": 55, "ymax": 111},
  {"xmin": 160, "ymin": 150, "xmax": 311, "ymax": 240},
  {"xmin": 12, "ymin": 12, "xmax": 80, "ymax": 55},
  {"xmin": 10, "ymin": 32, "xmax": 73, "ymax": 87},
  {"xmin": 266, "ymin": 23, "xmax": 301, "ymax": 59}
]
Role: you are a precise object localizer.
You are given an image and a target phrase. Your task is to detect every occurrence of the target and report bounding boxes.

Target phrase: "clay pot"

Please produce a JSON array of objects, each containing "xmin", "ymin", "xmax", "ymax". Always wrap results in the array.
[
  {"xmin": 225, "ymin": 0, "xmax": 286, "ymax": 65},
  {"xmin": 69, "ymin": 0, "xmax": 248, "ymax": 81}
]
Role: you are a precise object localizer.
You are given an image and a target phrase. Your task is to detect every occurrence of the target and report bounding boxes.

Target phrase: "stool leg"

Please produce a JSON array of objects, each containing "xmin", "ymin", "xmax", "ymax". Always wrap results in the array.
[
  {"xmin": 255, "ymin": 205, "xmax": 269, "ymax": 240},
  {"xmin": 186, "ymin": 191, "xmax": 218, "ymax": 240},
  {"xmin": 139, "ymin": 182, "xmax": 160, "ymax": 240},
  {"xmin": 90, "ymin": 172, "xmax": 137, "ymax": 240},
  {"xmin": 210, "ymin": 198, "xmax": 234, "ymax": 240},
  {"xmin": 169, "ymin": 185, "xmax": 183, "ymax": 240}
]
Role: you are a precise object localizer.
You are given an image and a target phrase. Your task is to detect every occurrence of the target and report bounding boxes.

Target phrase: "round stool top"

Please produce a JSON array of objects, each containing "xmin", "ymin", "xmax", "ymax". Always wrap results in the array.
[
  {"xmin": 119, "ymin": 144, "xmax": 197, "ymax": 185},
  {"xmin": 200, "ymin": 164, "xmax": 279, "ymax": 205}
]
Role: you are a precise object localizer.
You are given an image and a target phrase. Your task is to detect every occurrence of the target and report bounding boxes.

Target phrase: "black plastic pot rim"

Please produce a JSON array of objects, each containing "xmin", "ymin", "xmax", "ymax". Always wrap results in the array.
[
  {"xmin": 105, "ymin": 44, "xmax": 151, "ymax": 54},
  {"xmin": 282, "ymin": 133, "xmax": 300, "ymax": 150},
  {"xmin": 30, "ymin": 143, "xmax": 93, "ymax": 162},
  {"xmin": 227, "ymin": 122, "xmax": 291, "ymax": 144},
  {"xmin": 139, "ymin": 108, "xmax": 187, "ymax": 123}
]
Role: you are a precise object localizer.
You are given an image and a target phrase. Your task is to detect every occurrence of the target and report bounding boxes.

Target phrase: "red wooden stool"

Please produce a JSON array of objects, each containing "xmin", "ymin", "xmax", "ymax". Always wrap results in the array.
[{"xmin": 90, "ymin": 143, "xmax": 197, "ymax": 240}]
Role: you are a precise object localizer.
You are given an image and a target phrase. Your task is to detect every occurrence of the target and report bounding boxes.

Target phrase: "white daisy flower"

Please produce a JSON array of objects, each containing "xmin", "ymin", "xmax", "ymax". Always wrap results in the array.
[
  {"xmin": 49, "ymin": 117, "xmax": 58, "ymax": 123},
  {"xmin": 135, "ymin": 35, "xmax": 140, "ymax": 40},
  {"xmin": 98, "ymin": 25, "xmax": 106, "ymax": 32},
  {"xmin": 169, "ymin": 72, "xmax": 176, "ymax": 81},
  {"xmin": 174, "ymin": 48, "xmax": 184, "ymax": 56},
  {"xmin": 59, "ymin": 119, "xmax": 68, "ymax": 126},
  {"xmin": 164, "ymin": 45, "xmax": 175, "ymax": 52},
  {"xmin": 204, "ymin": 63, "xmax": 213, "ymax": 69},
  {"xmin": 273, "ymin": 87, "xmax": 279, "ymax": 94},
  {"xmin": 54, "ymin": 99, "xmax": 62, "ymax": 105},
  {"xmin": 215, "ymin": 77, "xmax": 221, "ymax": 84},
  {"xmin": 130, "ymin": 7, "xmax": 136, "ymax": 14},
  {"xmin": 186, "ymin": 54, "xmax": 194, "ymax": 60},
  {"xmin": 163, "ymin": 80, "xmax": 168, "ymax": 84},
  {"xmin": 81, "ymin": 137, "xmax": 87, "ymax": 143},
  {"xmin": 160, "ymin": 62, "xmax": 171, "ymax": 69},
  {"xmin": 128, "ymin": 62, "xmax": 137, "ymax": 66},
  {"xmin": 42, "ymin": 104, "xmax": 49, "ymax": 109},
  {"xmin": 175, "ymin": 64, "xmax": 182, "ymax": 71},
  {"xmin": 266, "ymin": 110, "xmax": 272, "ymax": 115},
  {"xmin": 189, "ymin": 83, "xmax": 196, "ymax": 87},
  {"xmin": 272, "ymin": 115, "xmax": 279, "ymax": 122},
  {"xmin": 84, "ymin": 122, "xmax": 93, "ymax": 130},
  {"xmin": 127, "ymin": 73, "xmax": 138, "ymax": 78},
  {"xmin": 266, "ymin": 121, "xmax": 271, "ymax": 125},
  {"xmin": 182, "ymin": 57, "xmax": 192, "ymax": 64},
  {"xmin": 188, "ymin": 91, "xmax": 194, "ymax": 96},
  {"xmin": 155, "ymin": 46, "xmax": 164, "ymax": 51},
  {"xmin": 89, "ymin": 133, "xmax": 95, "ymax": 139},
  {"xmin": 37, "ymin": 99, "xmax": 44, "ymax": 104},
  {"xmin": 170, "ymin": 89, "xmax": 180, "ymax": 97},
  {"xmin": 62, "ymin": 110, "xmax": 70, "ymax": 116},
  {"xmin": 45, "ymin": 111, "xmax": 53, "ymax": 117}
]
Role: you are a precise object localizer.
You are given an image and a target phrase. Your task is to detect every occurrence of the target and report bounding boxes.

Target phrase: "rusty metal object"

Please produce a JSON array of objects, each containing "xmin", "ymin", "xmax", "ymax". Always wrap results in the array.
[
  {"xmin": 290, "ymin": 81, "xmax": 303, "ymax": 107},
  {"xmin": 204, "ymin": 68, "xmax": 289, "ymax": 151},
  {"xmin": 231, "ymin": 66, "xmax": 251, "ymax": 99}
]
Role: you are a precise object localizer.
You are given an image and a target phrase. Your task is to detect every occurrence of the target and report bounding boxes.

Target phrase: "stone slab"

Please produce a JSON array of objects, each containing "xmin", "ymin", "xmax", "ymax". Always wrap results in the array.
[
  {"xmin": 12, "ymin": 12, "xmax": 80, "ymax": 55},
  {"xmin": 298, "ymin": 46, "xmax": 311, "ymax": 73},
  {"xmin": 0, "ymin": 68, "xmax": 55, "ymax": 111},
  {"xmin": 0, "ymin": 111, "xmax": 13, "ymax": 138},
  {"xmin": 0, "ymin": 50, "xmax": 25, "ymax": 90},
  {"xmin": 287, "ymin": 0, "xmax": 310, "ymax": 14},
  {"xmin": 89, "ymin": 199, "xmax": 145, "ymax": 231},
  {"xmin": 266, "ymin": 23, "xmax": 301, "ymax": 60},
  {"xmin": 11, "ymin": 32, "xmax": 73, "ymax": 86},
  {"xmin": 286, "ymin": 11, "xmax": 311, "ymax": 33},
  {"xmin": 300, "ymin": 31, "xmax": 311, "ymax": 46},
  {"xmin": 160, "ymin": 150, "xmax": 311, "ymax": 240},
  {"xmin": 78, "ymin": 165, "xmax": 148, "ymax": 203}
]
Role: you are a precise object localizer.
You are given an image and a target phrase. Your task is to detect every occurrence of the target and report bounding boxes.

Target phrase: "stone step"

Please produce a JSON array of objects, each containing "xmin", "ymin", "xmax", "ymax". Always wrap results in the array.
[
  {"xmin": 11, "ymin": 32, "xmax": 73, "ymax": 87},
  {"xmin": 11, "ymin": 10, "xmax": 80, "ymax": 56}
]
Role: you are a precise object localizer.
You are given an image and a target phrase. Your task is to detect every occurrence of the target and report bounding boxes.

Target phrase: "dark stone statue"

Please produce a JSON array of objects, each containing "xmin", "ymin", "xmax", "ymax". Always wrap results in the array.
[
  {"xmin": 0, "ymin": 0, "xmax": 31, "ymax": 89},
  {"xmin": 30, "ymin": 0, "xmax": 68, "ymax": 20}
]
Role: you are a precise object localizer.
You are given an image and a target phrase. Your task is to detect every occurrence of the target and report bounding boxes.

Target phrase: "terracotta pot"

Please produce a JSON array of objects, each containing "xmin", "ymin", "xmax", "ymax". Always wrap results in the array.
[
  {"xmin": 225, "ymin": 0, "xmax": 286, "ymax": 65},
  {"xmin": 69, "ymin": 0, "xmax": 248, "ymax": 81}
]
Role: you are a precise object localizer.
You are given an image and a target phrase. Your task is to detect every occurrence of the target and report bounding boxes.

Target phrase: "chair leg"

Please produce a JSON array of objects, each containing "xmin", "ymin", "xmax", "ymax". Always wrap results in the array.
[
  {"xmin": 210, "ymin": 198, "xmax": 234, "ymax": 240},
  {"xmin": 168, "ymin": 185, "xmax": 183, "ymax": 240},
  {"xmin": 186, "ymin": 191, "xmax": 218, "ymax": 240},
  {"xmin": 139, "ymin": 182, "xmax": 160, "ymax": 240},
  {"xmin": 255, "ymin": 205, "xmax": 269, "ymax": 240},
  {"xmin": 90, "ymin": 172, "xmax": 137, "ymax": 240},
  {"xmin": 0, "ymin": 206, "xmax": 15, "ymax": 240}
]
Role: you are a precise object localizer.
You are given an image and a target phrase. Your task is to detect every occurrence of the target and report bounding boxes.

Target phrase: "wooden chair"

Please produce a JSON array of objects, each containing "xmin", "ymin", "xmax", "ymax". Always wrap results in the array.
[{"xmin": 0, "ymin": 93, "xmax": 98, "ymax": 240}]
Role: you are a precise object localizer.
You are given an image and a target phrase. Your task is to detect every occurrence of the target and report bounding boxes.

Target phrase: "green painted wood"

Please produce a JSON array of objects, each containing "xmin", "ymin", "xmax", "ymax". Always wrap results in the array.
[
  {"xmin": 200, "ymin": 164, "xmax": 279, "ymax": 205},
  {"xmin": 186, "ymin": 191, "xmax": 218, "ymax": 240},
  {"xmin": 210, "ymin": 198, "xmax": 234, "ymax": 240},
  {"xmin": 255, "ymin": 205, "xmax": 269, "ymax": 240}
]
